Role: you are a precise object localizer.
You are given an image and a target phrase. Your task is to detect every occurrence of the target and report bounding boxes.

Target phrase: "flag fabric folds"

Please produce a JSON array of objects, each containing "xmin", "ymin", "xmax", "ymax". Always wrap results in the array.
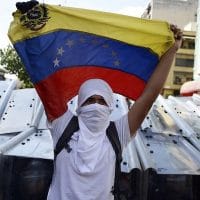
[{"xmin": 8, "ymin": 3, "xmax": 174, "ymax": 121}]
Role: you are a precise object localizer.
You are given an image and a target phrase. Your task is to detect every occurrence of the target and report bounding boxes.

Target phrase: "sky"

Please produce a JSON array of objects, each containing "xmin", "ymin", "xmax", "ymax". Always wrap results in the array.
[{"xmin": 0, "ymin": 0, "xmax": 149, "ymax": 49}]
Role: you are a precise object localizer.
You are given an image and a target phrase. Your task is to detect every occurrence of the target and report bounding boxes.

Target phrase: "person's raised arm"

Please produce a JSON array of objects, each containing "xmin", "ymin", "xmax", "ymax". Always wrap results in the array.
[{"xmin": 128, "ymin": 25, "xmax": 183, "ymax": 136}]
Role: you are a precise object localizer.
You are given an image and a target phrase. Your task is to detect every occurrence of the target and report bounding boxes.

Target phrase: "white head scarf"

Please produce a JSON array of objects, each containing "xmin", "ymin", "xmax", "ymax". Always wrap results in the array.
[
  {"xmin": 73, "ymin": 79, "xmax": 114, "ymax": 173},
  {"xmin": 77, "ymin": 79, "xmax": 113, "ymax": 109}
]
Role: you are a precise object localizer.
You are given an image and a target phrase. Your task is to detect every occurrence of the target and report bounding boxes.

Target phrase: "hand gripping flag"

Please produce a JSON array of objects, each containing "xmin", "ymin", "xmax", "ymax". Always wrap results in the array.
[{"xmin": 8, "ymin": 2, "xmax": 174, "ymax": 121}]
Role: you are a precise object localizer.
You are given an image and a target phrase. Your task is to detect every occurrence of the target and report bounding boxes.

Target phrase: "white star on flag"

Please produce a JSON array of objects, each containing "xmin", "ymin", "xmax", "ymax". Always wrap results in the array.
[
  {"xmin": 53, "ymin": 58, "xmax": 60, "ymax": 67},
  {"xmin": 114, "ymin": 60, "xmax": 120, "ymax": 67},
  {"xmin": 66, "ymin": 40, "xmax": 74, "ymax": 48},
  {"xmin": 57, "ymin": 47, "xmax": 65, "ymax": 56}
]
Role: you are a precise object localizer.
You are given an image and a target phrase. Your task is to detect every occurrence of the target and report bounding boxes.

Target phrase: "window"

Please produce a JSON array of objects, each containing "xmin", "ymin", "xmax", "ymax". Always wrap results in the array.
[
  {"xmin": 173, "ymin": 71, "xmax": 193, "ymax": 85},
  {"xmin": 181, "ymin": 38, "xmax": 195, "ymax": 49},
  {"xmin": 175, "ymin": 58, "xmax": 194, "ymax": 67}
]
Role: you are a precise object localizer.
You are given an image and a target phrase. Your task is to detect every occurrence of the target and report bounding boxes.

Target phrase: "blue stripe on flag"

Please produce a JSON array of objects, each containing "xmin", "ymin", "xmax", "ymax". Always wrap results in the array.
[{"xmin": 14, "ymin": 30, "xmax": 159, "ymax": 84}]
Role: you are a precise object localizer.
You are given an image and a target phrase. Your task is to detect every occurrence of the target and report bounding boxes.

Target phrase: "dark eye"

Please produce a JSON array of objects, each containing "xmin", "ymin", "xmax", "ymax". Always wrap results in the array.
[
  {"xmin": 98, "ymin": 99, "xmax": 107, "ymax": 105},
  {"xmin": 84, "ymin": 97, "xmax": 95, "ymax": 105},
  {"xmin": 82, "ymin": 96, "xmax": 108, "ymax": 106}
]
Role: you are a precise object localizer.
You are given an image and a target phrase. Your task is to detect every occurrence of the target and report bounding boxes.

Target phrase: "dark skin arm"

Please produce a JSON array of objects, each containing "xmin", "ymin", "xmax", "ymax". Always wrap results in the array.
[{"xmin": 128, "ymin": 25, "xmax": 183, "ymax": 136}]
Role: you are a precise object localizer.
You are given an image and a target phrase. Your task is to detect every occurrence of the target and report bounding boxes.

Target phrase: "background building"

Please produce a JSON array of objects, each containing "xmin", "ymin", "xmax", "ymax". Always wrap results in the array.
[
  {"xmin": 142, "ymin": 0, "xmax": 198, "ymax": 29},
  {"xmin": 142, "ymin": 0, "xmax": 198, "ymax": 96},
  {"xmin": 194, "ymin": 0, "xmax": 200, "ymax": 80},
  {"xmin": 163, "ymin": 30, "xmax": 195, "ymax": 96}
]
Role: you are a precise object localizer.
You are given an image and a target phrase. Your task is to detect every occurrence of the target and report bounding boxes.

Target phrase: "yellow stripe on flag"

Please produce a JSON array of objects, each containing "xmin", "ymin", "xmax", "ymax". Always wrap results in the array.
[{"xmin": 8, "ymin": 4, "xmax": 174, "ymax": 57}]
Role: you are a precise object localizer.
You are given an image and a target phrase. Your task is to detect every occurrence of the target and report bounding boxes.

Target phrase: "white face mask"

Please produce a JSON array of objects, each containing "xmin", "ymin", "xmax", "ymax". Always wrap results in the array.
[{"xmin": 77, "ymin": 103, "xmax": 111, "ymax": 133}]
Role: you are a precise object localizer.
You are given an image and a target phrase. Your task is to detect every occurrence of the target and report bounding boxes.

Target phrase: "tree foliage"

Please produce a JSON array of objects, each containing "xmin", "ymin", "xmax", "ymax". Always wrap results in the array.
[{"xmin": 0, "ymin": 44, "xmax": 33, "ymax": 88}]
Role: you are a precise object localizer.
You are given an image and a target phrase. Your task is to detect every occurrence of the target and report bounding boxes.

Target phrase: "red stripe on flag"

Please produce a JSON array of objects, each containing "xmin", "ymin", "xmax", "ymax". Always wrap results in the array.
[{"xmin": 35, "ymin": 66, "xmax": 146, "ymax": 121}]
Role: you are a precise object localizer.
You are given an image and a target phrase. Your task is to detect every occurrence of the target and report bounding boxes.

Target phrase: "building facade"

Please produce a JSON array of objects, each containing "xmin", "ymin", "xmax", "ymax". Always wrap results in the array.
[
  {"xmin": 194, "ymin": 0, "xmax": 200, "ymax": 80},
  {"xmin": 142, "ymin": 0, "xmax": 197, "ymax": 96},
  {"xmin": 142, "ymin": 0, "xmax": 198, "ymax": 29},
  {"xmin": 163, "ymin": 31, "xmax": 195, "ymax": 96}
]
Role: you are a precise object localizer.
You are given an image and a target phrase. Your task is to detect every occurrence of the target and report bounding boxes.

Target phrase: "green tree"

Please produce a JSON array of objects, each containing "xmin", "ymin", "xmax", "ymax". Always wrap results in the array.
[{"xmin": 0, "ymin": 44, "xmax": 33, "ymax": 88}]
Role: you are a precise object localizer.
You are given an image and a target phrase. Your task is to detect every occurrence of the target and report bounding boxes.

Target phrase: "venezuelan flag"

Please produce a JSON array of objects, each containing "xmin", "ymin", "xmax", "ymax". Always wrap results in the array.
[{"xmin": 8, "ymin": 3, "xmax": 174, "ymax": 121}]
